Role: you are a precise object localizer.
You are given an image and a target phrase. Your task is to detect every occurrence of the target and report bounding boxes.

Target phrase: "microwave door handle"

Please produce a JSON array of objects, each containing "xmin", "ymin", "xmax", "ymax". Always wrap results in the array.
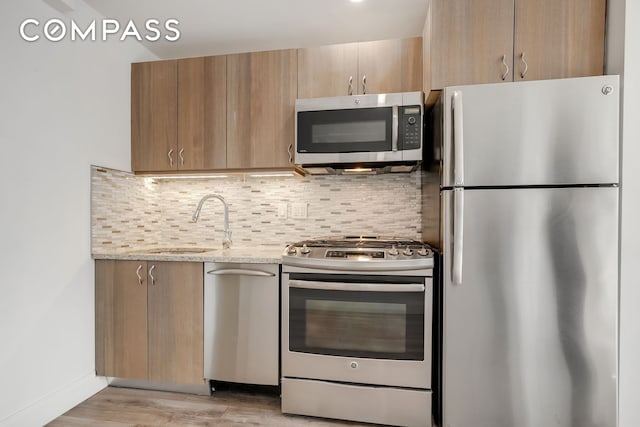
[
  {"xmin": 392, "ymin": 105, "xmax": 399, "ymax": 151},
  {"xmin": 288, "ymin": 279, "xmax": 424, "ymax": 293}
]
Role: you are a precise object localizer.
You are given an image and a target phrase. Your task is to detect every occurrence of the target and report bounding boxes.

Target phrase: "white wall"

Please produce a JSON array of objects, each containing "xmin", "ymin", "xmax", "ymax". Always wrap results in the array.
[
  {"xmin": 617, "ymin": 1, "xmax": 640, "ymax": 426},
  {"xmin": 0, "ymin": 1, "xmax": 156, "ymax": 425}
]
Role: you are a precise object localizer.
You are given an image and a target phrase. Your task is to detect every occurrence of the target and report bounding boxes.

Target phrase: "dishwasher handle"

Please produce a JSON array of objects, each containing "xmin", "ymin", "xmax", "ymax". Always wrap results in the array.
[
  {"xmin": 288, "ymin": 279, "xmax": 425, "ymax": 293},
  {"xmin": 207, "ymin": 268, "xmax": 276, "ymax": 277}
]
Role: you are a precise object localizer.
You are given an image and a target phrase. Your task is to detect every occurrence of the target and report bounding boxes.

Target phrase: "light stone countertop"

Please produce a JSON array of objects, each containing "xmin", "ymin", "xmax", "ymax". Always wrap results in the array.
[{"xmin": 92, "ymin": 244, "xmax": 285, "ymax": 264}]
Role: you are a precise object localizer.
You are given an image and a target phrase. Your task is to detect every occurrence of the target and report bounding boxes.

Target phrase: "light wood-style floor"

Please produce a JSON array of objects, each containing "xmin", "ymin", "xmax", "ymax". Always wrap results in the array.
[{"xmin": 47, "ymin": 386, "xmax": 371, "ymax": 426}]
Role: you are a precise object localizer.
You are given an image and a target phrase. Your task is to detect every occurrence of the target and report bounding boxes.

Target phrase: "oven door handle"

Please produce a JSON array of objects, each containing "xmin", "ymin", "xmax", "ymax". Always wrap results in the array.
[{"xmin": 288, "ymin": 279, "xmax": 425, "ymax": 293}]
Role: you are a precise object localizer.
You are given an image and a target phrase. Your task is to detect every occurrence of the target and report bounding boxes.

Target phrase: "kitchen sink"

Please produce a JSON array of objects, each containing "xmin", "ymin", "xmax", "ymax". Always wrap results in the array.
[{"xmin": 134, "ymin": 247, "xmax": 217, "ymax": 254}]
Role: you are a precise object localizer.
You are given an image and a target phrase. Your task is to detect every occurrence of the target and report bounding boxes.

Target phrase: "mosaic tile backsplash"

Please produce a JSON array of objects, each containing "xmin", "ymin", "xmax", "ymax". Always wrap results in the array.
[{"xmin": 91, "ymin": 166, "xmax": 425, "ymax": 250}]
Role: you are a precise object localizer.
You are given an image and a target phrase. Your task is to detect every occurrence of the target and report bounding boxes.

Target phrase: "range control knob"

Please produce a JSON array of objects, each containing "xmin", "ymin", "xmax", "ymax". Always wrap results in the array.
[
  {"xmin": 286, "ymin": 245, "xmax": 297, "ymax": 255},
  {"xmin": 408, "ymin": 116, "xmax": 416, "ymax": 125},
  {"xmin": 300, "ymin": 244, "xmax": 311, "ymax": 255},
  {"xmin": 403, "ymin": 247, "xmax": 414, "ymax": 256},
  {"xmin": 388, "ymin": 245, "xmax": 399, "ymax": 256},
  {"xmin": 417, "ymin": 246, "xmax": 429, "ymax": 257}
]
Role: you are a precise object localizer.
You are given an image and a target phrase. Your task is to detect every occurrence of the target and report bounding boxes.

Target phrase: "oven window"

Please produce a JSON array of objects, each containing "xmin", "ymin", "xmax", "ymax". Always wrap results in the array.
[
  {"xmin": 297, "ymin": 107, "xmax": 392, "ymax": 153},
  {"xmin": 306, "ymin": 300, "xmax": 407, "ymax": 353},
  {"xmin": 289, "ymin": 287, "xmax": 424, "ymax": 360}
]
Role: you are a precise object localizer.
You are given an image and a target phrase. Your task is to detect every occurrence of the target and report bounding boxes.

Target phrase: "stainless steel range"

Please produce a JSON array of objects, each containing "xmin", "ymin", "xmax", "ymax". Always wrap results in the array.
[{"xmin": 281, "ymin": 236, "xmax": 435, "ymax": 427}]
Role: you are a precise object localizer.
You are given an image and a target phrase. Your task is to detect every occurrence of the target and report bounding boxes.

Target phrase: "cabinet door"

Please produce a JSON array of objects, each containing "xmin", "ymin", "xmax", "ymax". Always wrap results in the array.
[
  {"xmin": 428, "ymin": 0, "xmax": 514, "ymax": 89},
  {"xmin": 357, "ymin": 37, "xmax": 422, "ymax": 95},
  {"xmin": 131, "ymin": 60, "xmax": 178, "ymax": 172},
  {"xmin": 227, "ymin": 49, "xmax": 297, "ymax": 169},
  {"xmin": 148, "ymin": 262, "xmax": 204, "ymax": 385},
  {"xmin": 178, "ymin": 56, "xmax": 227, "ymax": 170},
  {"xmin": 514, "ymin": 0, "xmax": 605, "ymax": 81},
  {"xmin": 298, "ymin": 43, "xmax": 358, "ymax": 98},
  {"xmin": 95, "ymin": 260, "xmax": 148, "ymax": 379}
]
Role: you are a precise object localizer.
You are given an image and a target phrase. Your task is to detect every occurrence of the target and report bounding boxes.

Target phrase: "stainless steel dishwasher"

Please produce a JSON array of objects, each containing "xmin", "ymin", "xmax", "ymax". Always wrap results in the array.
[{"xmin": 203, "ymin": 262, "xmax": 279, "ymax": 386}]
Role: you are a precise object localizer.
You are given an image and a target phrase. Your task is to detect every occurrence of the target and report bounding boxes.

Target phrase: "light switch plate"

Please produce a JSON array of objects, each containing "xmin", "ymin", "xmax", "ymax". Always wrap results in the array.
[{"xmin": 291, "ymin": 203, "xmax": 308, "ymax": 219}]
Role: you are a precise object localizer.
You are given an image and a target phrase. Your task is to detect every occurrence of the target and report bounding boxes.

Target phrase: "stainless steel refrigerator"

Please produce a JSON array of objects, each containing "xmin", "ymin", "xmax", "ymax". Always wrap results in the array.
[{"xmin": 436, "ymin": 75, "xmax": 619, "ymax": 427}]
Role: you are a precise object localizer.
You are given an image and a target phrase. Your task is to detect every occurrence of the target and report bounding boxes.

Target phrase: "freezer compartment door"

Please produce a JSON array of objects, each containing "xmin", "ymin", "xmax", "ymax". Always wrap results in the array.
[
  {"xmin": 441, "ymin": 75, "xmax": 619, "ymax": 187},
  {"xmin": 441, "ymin": 187, "xmax": 618, "ymax": 427}
]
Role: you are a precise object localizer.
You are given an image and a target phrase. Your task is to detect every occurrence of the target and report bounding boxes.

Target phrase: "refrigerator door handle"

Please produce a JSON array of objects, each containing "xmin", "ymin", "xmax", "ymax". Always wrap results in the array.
[
  {"xmin": 452, "ymin": 91, "xmax": 464, "ymax": 186},
  {"xmin": 452, "ymin": 188, "xmax": 464, "ymax": 285}
]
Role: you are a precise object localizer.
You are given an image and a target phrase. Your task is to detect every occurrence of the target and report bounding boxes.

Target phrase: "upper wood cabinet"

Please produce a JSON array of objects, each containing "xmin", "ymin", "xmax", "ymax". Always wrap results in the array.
[
  {"xmin": 132, "ymin": 57, "xmax": 227, "ymax": 173},
  {"xmin": 424, "ymin": 0, "xmax": 605, "ymax": 90},
  {"xmin": 131, "ymin": 60, "xmax": 178, "ymax": 172},
  {"xmin": 95, "ymin": 260, "xmax": 204, "ymax": 385},
  {"xmin": 177, "ymin": 56, "xmax": 227, "ymax": 171},
  {"xmin": 513, "ymin": 0, "xmax": 606, "ymax": 82},
  {"xmin": 298, "ymin": 37, "xmax": 422, "ymax": 98},
  {"xmin": 227, "ymin": 49, "xmax": 297, "ymax": 169},
  {"xmin": 131, "ymin": 39, "xmax": 421, "ymax": 173}
]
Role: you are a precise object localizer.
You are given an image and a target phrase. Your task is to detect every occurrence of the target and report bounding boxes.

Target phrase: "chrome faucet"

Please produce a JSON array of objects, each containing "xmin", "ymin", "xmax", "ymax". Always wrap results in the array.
[{"xmin": 191, "ymin": 194, "xmax": 232, "ymax": 249}]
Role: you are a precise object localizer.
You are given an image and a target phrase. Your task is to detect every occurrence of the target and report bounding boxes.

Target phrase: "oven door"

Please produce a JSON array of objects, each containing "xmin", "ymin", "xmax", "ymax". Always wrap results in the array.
[{"xmin": 282, "ymin": 272, "xmax": 432, "ymax": 389}]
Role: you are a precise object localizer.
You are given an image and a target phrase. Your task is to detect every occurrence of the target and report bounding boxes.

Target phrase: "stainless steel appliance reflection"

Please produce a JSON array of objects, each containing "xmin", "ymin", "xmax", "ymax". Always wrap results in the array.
[
  {"xmin": 281, "ymin": 236, "xmax": 435, "ymax": 427},
  {"xmin": 294, "ymin": 92, "xmax": 423, "ymax": 174},
  {"xmin": 434, "ymin": 75, "xmax": 619, "ymax": 427},
  {"xmin": 203, "ymin": 263, "xmax": 279, "ymax": 386}
]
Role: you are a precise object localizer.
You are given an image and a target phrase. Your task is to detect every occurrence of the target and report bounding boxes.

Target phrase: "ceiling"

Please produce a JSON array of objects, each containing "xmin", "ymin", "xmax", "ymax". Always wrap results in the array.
[{"xmin": 81, "ymin": 0, "xmax": 428, "ymax": 59}]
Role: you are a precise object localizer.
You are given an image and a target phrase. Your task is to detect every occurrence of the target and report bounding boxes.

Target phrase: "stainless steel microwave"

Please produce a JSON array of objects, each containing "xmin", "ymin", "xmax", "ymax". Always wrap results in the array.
[{"xmin": 294, "ymin": 92, "xmax": 423, "ymax": 173}]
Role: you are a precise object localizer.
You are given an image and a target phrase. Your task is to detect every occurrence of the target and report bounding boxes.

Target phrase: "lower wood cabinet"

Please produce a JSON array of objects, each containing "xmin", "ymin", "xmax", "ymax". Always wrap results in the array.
[{"xmin": 95, "ymin": 260, "xmax": 204, "ymax": 385}]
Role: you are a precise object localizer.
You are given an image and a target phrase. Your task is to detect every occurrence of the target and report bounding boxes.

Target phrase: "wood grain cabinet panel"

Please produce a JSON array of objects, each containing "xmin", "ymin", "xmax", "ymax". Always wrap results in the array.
[
  {"xmin": 96, "ymin": 260, "xmax": 204, "ymax": 385},
  {"xmin": 131, "ymin": 60, "xmax": 178, "ymax": 172},
  {"xmin": 178, "ymin": 56, "xmax": 227, "ymax": 170},
  {"xmin": 298, "ymin": 37, "xmax": 422, "ymax": 98},
  {"xmin": 357, "ymin": 37, "xmax": 423, "ymax": 95},
  {"xmin": 425, "ymin": 0, "xmax": 605, "ymax": 90},
  {"xmin": 427, "ymin": 0, "xmax": 514, "ymax": 89},
  {"xmin": 514, "ymin": 0, "xmax": 605, "ymax": 81},
  {"xmin": 227, "ymin": 49, "xmax": 297, "ymax": 169},
  {"xmin": 95, "ymin": 260, "xmax": 148, "ymax": 380},
  {"xmin": 297, "ymin": 43, "xmax": 358, "ymax": 98},
  {"xmin": 148, "ymin": 262, "xmax": 204, "ymax": 385}
]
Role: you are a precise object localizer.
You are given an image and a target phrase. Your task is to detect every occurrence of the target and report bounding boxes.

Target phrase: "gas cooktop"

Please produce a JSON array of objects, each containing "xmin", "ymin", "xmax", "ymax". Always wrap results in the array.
[{"xmin": 282, "ymin": 236, "xmax": 435, "ymax": 271}]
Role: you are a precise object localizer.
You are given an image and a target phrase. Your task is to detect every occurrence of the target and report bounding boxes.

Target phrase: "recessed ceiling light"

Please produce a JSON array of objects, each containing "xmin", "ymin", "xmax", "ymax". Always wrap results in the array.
[{"xmin": 350, "ymin": 0, "xmax": 365, "ymax": 3}]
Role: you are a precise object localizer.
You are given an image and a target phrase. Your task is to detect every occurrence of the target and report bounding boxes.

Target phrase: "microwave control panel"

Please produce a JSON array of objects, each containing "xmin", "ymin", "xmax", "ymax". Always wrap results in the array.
[{"xmin": 400, "ymin": 106, "xmax": 422, "ymax": 150}]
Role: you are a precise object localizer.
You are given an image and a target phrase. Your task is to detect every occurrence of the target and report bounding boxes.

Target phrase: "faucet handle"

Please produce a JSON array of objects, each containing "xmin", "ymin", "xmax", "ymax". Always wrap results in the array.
[{"xmin": 222, "ymin": 230, "xmax": 232, "ymax": 250}]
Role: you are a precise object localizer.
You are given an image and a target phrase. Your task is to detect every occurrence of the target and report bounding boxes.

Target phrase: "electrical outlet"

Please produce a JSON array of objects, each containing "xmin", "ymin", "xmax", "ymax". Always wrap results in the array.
[
  {"xmin": 291, "ymin": 203, "xmax": 308, "ymax": 219},
  {"xmin": 277, "ymin": 203, "xmax": 288, "ymax": 218}
]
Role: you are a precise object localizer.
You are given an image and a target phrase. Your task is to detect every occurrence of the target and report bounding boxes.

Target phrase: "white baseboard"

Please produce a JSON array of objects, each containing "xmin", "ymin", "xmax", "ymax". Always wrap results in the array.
[{"xmin": 0, "ymin": 372, "xmax": 108, "ymax": 427}]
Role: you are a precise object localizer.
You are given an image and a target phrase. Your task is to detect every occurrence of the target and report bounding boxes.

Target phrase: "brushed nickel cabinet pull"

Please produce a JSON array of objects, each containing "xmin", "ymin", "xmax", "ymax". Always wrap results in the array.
[
  {"xmin": 136, "ymin": 264, "xmax": 143, "ymax": 286},
  {"xmin": 179, "ymin": 148, "xmax": 185, "ymax": 166},
  {"xmin": 361, "ymin": 74, "xmax": 367, "ymax": 94},
  {"xmin": 168, "ymin": 149, "xmax": 174, "ymax": 167},
  {"xmin": 348, "ymin": 75, "xmax": 353, "ymax": 96},
  {"xmin": 287, "ymin": 144, "xmax": 293, "ymax": 163},
  {"xmin": 501, "ymin": 54, "xmax": 509, "ymax": 81},
  {"xmin": 520, "ymin": 52, "xmax": 528, "ymax": 79},
  {"xmin": 148, "ymin": 265, "xmax": 156, "ymax": 286}
]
